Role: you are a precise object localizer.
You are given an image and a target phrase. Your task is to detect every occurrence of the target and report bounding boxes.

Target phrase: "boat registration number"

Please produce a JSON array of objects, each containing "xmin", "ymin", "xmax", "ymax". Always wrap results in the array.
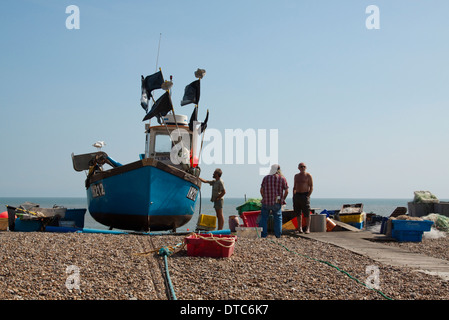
[
  {"xmin": 186, "ymin": 186, "xmax": 198, "ymax": 201},
  {"xmin": 91, "ymin": 183, "xmax": 105, "ymax": 198}
]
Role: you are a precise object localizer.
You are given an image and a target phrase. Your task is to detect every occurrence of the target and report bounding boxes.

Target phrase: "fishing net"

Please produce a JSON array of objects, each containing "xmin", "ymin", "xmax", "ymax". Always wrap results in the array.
[
  {"xmin": 422, "ymin": 213, "xmax": 449, "ymax": 232},
  {"xmin": 413, "ymin": 191, "xmax": 439, "ymax": 203}
]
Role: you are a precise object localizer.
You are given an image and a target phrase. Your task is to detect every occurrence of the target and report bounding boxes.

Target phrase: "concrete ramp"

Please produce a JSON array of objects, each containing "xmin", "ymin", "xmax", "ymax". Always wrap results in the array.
[{"xmin": 301, "ymin": 231, "xmax": 449, "ymax": 281}]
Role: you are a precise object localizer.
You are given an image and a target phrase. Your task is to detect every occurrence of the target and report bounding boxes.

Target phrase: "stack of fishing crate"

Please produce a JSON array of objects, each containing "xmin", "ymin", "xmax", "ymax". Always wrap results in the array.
[
  {"xmin": 337, "ymin": 203, "xmax": 366, "ymax": 230},
  {"xmin": 390, "ymin": 217, "xmax": 434, "ymax": 242}
]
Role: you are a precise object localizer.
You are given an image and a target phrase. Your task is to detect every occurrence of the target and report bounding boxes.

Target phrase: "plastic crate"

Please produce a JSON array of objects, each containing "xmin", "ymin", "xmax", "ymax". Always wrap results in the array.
[
  {"xmin": 391, "ymin": 219, "xmax": 433, "ymax": 232},
  {"xmin": 339, "ymin": 212, "xmax": 365, "ymax": 224},
  {"xmin": 392, "ymin": 230, "xmax": 423, "ymax": 242},
  {"xmin": 346, "ymin": 221, "xmax": 364, "ymax": 229},
  {"xmin": 62, "ymin": 209, "xmax": 86, "ymax": 229},
  {"xmin": 45, "ymin": 226, "xmax": 81, "ymax": 233},
  {"xmin": 380, "ymin": 217, "xmax": 389, "ymax": 234},
  {"xmin": 236, "ymin": 201, "xmax": 261, "ymax": 215},
  {"xmin": 197, "ymin": 214, "xmax": 217, "ymax": 230},
  {"xmin": 14, "ymin": 218, "xmax": 42, "ymax": 232},
  {"xmin": 241, "ymin": 210, "xmax": 261, "ymax": 227},
  {"xmin": 184, "ymin": 233, "xmax": 237, "ymax": 257}
]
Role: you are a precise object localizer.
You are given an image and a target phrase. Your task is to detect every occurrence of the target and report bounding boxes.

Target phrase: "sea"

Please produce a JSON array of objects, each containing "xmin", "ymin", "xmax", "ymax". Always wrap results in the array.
[{"xmin": 0, "ymin": 196, "xmax": 434, "ymax": 233}]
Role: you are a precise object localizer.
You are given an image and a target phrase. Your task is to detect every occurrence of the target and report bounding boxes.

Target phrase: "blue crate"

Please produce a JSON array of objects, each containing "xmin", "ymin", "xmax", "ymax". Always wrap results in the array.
[
  {"xmin": 347, "ymin": 221, "xmax": 364, "ymax": 229},
  {"xmin": 392, "ymin": 230, "xmax": 423, "ymax": 242},
  {"xmin": 380, "ymin": 217, "xmax": 389, "ymax": 234},
  {"xmin": 62, "ymin": 209, "xmax": 87, "ymax": 229},
  {"xmin": 391, "ymin": 219, "xmax": 433, "ymax": 232},
  {"xmin": 45, "ymin": 226, "xmax": 81, "ymax": 233},
  {"xmin": 14, "ymin": 218, "xmax": 42, "ymax": 232}
]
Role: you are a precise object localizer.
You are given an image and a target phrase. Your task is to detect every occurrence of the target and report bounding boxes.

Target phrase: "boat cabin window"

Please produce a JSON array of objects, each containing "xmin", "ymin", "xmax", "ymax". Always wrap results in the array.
[
  {"xmin": 154, "ymin": 133, "xmax": 172, "ymax": 153},
  {"xmin": 149, "ymin": 128, "xmax": 194, "ymax": 166}
]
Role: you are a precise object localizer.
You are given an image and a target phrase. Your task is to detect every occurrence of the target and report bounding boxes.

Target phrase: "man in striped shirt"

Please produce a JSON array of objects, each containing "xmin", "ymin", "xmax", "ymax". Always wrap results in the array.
[{"xmin": 259, "ymin": 164, "xmax": 289, "ymax": 238}]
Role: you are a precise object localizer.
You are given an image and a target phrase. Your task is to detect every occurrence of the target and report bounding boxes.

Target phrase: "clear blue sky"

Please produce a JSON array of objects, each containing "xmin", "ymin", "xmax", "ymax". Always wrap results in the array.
[{"xmin": 1, "ymin": 0, "xmax": 448, "ymax": 199}]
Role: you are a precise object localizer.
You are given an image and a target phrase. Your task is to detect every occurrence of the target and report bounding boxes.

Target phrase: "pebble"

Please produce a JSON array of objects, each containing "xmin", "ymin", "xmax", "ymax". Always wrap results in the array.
[{"xmin": 0, "ymin": 231, "xmax": 448, "ymax": 300}]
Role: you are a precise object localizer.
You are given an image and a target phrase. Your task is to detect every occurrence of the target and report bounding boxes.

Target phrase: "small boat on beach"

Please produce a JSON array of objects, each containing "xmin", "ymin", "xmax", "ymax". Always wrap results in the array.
[
  {"xmin": 6, "ymin": 202, "xmax": 67, "ymax": 231},
  {"xmin": 72, "ymin": 69, "xmax": 209, "ymax": 232},
  {"xmin": 6, "ymin": 202, "xmax": 67, "ymax": 219}
]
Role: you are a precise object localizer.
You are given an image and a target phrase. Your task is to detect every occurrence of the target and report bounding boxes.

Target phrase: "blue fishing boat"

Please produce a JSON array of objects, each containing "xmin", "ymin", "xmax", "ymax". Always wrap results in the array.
[{"xmin": 72, "ymin": 68, "xmax": 209, "ymax": 231}]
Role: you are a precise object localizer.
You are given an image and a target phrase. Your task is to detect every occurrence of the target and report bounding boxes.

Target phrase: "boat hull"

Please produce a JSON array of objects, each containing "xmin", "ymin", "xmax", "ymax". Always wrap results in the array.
[{"xmin": 86, "ymin": 158, "xmax": 201, "ymax": 231}]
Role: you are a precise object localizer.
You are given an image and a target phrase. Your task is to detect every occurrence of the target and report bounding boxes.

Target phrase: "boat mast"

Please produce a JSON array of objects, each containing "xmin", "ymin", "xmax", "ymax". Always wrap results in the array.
[
  {"xmin": 155, "ymin": 33, "xmax": 162, "ymax": 74},
  {"xmin": 145, "ymin": 33, "xmax": 163, "ymax": 159}
]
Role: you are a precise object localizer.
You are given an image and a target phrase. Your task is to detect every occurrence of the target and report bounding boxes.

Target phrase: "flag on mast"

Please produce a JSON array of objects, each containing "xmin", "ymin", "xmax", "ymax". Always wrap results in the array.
[
  {"xmin": 140, "ymin": 71, "xmax": 164, "ymax": 112},
  {"xmin": 142, "ymin": 91, "xmax": 173, "ymax": 122},
  {"xmin": 188, "ymin": 106, "xmax": 198, "ymax": 131},
  {"xmin": 200, "ymin": 109, "xmax": 209, "ymax": 134},
  {"xmin": 180, "ymin": 80, "xmax": 200, "ymax": 106}
]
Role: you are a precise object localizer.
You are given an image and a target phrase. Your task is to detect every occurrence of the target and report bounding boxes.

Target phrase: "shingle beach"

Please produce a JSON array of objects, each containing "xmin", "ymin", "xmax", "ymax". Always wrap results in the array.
[{"xmin": 0, "ymin": 231, "xmax": 448, "ymax": 301}]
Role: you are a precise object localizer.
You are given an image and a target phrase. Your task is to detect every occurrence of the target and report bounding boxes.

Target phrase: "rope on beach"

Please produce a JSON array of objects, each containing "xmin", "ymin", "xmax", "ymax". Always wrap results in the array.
[
  {"xmin": 266, "ymin": 238, "xmax": 394, "ymax": 300},
  {"xmin": 134, "ymin": 242, "xmax": 185, "ymax": 257},
  {"xmin": 134, "ymin": 232, "xmax": 234, "ymax": 300},
  {"xmin": 158, "ymin": 247, "xmax": 178, "ymax": 300},
  {"xmin": 135, "ymin": 241, "xmax": 185, "ymax": 300}
]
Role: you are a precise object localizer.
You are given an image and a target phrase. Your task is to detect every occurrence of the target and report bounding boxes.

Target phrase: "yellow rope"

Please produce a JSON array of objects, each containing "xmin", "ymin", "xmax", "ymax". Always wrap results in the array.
[{"xmin": 8, "ymin": 206, "xmax": 43, "ymax": 218}]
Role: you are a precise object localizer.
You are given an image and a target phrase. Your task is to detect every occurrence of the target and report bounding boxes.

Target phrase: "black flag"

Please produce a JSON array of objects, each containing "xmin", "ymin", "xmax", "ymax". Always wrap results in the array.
[
  {"xmin": 200, "ymin": 109, "xmax": 209, "ymax": 134},
  {"xmin": 140, "ymin": 76, "xmax": 149, "ymax": 112},
  {"xmin": 188, "ymin": 107, "xmax": 198, "ymax": 131},
  {"xmin": 144, "ymin": 71, "xmax": 164, "ymax": 97},
  {"xmin": 181, "ymin": 80, "xmax": 200, "ymax": 106},
  {"xmin": 140, "ymin": 71, "xmax": 164, "ymax": 112},
  {"xmin": 189, "ymin": 108, "xmax": 209, "ymax": 133},
  {"xmin": 142, "ymin": 91, "xmax": 173, "ymax": 122}
]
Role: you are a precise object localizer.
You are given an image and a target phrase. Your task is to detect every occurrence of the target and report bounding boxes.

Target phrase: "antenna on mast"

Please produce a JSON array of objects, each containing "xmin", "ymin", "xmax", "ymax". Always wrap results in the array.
[{"xmin": 155, "ymin": 33, "xmax": 162, "ymax": 72}]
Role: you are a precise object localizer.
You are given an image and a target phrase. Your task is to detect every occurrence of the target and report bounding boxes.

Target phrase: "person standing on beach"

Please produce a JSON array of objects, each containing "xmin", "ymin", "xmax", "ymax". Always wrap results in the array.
[
  {"xmin": 259, "ymin": 164, "xmax": 289, "ymax": 238},
  {"xmin": 293, "ymin": 162, "xmax": 313, "ymax": 234},
  {"xmin": 200, "ymin": 168, "xmax": 226, "ymax": 230}
]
